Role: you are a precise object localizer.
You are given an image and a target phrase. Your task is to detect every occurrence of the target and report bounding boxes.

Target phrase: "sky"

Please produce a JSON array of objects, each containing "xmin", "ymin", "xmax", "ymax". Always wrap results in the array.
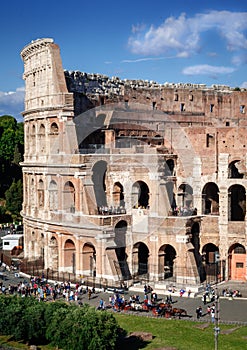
[{"xmin": 0, "ymin": 0, "xmax": 246, "ymax": 121}]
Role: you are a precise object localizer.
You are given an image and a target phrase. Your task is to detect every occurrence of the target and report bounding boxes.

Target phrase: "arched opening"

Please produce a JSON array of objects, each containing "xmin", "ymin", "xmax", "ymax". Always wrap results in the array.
[
  {"xmin": 50, "ymin": 122, "xmax": 59, "ymax": 154},
  {"xmin": 164, "ymin": 159, "xmax": 175, "ymax": 177},
  {"xmin": 132, "ymin": 242, "xmax": 149, "ymax": 279},
  {"xmin": 31, "ymin": 124, "xmax": 36, "ymax": 153},
  {"xmin": 39, "ymin": 124, "xmax": 46, "ymax": 153},
  {"xmin": 228, "ymin": 160, "xmax": 244, "ymax": 179},
  {"xmin": 228, "ymin": 185, "xmax": 246, "ymax": 221},
  {"xmin": 132, "ymin": 181, "xmax": 149, "ymax": 208},
  {"xmin": 177, "ymin": 183, "xmax": 193, "ymax": 209},
  {"xmin": 49, "ymin": 180, "xmax": 58, "ymax": 210},
  {"xmin": 114, "ymin": 220, "xmax": 131, "ymax": 279},
  {"xmin": 64, "ymin": 239, "xmax": 76, "ymax": 273},
  {"xmin": 38, "ymin": 179, "xmax": 44, "ymax": 208},
  {"xmin": 63, "ymin": 181, "xmax": 75, "ymax": 212},
  {"xmin": 202, "ymin": 182, "xmax": 219, "ymax": 215},
  {"xmin": 228, "ymin": 243, "xmax": 246, "ymax": 281},
  {"xmin": 92, "ymin": 160, "xmax": 107, "ymax": 208},
  {"xmin": 158, "ymin": 244, "xmax": 176, "ymax": 280},
  {"xmin": 82, "ymin": 243, "xmax": 96, "ymax": 277},
  {"xmin": 113, "ymin": 182, "xmax": 125, "ymax": 208},
  {"xmin": 202, "ymin": 243, "xmax": 220, "ymax": 284},
  {"xmin": 51, "ymin": 122, "xmax": 59, "ymax": 133},
  {"xmin": 48, "ymin": 236, "xmax": 59, "ymax": 270}
]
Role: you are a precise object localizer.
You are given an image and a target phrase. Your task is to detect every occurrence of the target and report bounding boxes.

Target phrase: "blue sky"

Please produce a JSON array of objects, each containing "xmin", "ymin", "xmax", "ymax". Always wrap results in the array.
[{"xmin": 0, "ymin": 0, "xmax": 246, "ymax": 121}]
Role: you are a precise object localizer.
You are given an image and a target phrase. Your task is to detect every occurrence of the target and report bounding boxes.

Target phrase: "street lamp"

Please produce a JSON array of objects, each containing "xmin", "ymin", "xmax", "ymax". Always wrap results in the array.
[{"xmin": 214, "ymin": 252, "xmax": 220, "ymax": 350}]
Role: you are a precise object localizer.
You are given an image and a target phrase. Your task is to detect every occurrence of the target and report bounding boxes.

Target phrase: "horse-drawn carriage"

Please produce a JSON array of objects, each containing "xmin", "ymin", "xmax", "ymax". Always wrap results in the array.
[{"xmin": 152, "ymin": 302, "xmax": 187, "ymax": 318}]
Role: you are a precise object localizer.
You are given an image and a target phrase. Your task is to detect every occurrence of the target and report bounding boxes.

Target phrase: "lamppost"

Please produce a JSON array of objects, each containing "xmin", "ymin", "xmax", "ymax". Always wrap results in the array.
[{"xmin": 214, "ymin": 252, "xmax": 220, "ymax": 350}]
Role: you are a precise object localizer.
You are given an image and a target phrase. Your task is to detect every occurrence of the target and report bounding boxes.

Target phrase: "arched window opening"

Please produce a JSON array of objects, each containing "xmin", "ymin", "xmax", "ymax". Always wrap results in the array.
[
  {"xmin": 63, "ymin": 181, "xmax": 75, "ymax": 213},
  {"xmin": 92, "ymin": 160, "xmax": 107, "ymax": 208},
  {"xmin": 177, "ymin": 183, "xmax": 194, "ymax": 215},
  {"xmin": 133, "ymin": 242, "xmax": 149, "ymax": 278},
  {"xmin": 228, "ymin": 185, "xmax": 246, "ymax": 221},
  {"xmin": 228, "ymin": 160, "xmax": 244, "ymax": 179},
  {"xmin": 202, "ymin": 243, "xmax": 220, "ymax": 284},
  {"xmin": 164, "ymin": 159, "xmax": 175, "ymax": 177},
  {"xmin": 39, "ymin": 124, "xmax": 45, "ymax": 135},
  {"xmin": 39, "ymin": 124, "xmax": 46, "ymax": 153},
  {"xmin": 132, "ymin": 181, "xmax": 149, "ymax": 209},
  {"xmin": 38, "ymin": 179, "xmax": 44, "ymax": 208},
  {"xmin": 48, "ymin": 236, "xmax": 59, "ymax": 270},
  {"xmin": 49, "ymin": 180, "xmax": 58, "ymax": 210},
  {"xmin": 82, "ymin": 243, "xmax": 96, "ymax": 277},
  {"xmin": 64, "ymin": 239, "xmax": 76, "ymax": 273},
  {"xmin": 228, "ymin": 243, "xmax": 246, "ymax": 281},
  {"xmin": 113, "ymin": 182, "xmax": 125, "ymax": 208},
  {"xmin": 51, "ymin": 122, "xmax": 59, "ymax": 134},
  {"xmin": 158, "ymin": 244, "xmax": 176, "ymax": 280},
  {"xmin": 202, "ymin": 182, "xmax": 219, "ymax": 215}
]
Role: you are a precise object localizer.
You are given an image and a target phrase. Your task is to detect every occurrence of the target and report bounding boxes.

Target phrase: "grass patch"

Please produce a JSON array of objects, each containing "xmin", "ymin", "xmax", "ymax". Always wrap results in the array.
[
  {"xmin": 1, "ymin": 315, "xmax": 247, "ymax": 350},
  {"xmin": 114, "ymin": 314, "xmax": 247, "ymax": 350}
]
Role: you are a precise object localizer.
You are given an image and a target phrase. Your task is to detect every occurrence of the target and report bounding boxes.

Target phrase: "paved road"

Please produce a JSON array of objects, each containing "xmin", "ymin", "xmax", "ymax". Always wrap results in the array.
[{"xmin": 1, "ymin": 269, "xmax": 246, "ymax": 324}]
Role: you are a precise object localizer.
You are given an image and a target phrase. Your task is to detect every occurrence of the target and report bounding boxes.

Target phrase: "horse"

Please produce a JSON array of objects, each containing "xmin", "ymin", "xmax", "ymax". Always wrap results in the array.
[{"xmin": 171, "ymin": 307, "xmax": 187, "ymax": 318}]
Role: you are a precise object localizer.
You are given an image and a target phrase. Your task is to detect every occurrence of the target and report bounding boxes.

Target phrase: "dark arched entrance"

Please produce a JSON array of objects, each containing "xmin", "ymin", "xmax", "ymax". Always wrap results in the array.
[
  {"xmin": 158, "ymin": 244, "xmax": 176, "ymax": 280},
  {"xmin": 133, "ymin": 242, "xmax": 149, "ymax": 279},
  {"xmin": 92, "ymin": 160, "xmax": 107, "ymax": 207},
  {"xmin": 132, "ymin": 181, "xmax": 150, "ymax": 208}
]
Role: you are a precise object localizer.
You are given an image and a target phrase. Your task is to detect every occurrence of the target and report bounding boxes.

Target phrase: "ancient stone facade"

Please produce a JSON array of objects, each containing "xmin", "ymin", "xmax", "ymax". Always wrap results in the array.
[{"xmin": 20, "ymin": 38, "xmax": 247, "ymax": 289}]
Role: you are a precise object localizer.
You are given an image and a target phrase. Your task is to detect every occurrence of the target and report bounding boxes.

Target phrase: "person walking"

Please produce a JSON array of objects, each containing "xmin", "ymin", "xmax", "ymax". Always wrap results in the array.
[{"xmin": 196, "ymin": 306, "xmax": 202, "ymax": 319}]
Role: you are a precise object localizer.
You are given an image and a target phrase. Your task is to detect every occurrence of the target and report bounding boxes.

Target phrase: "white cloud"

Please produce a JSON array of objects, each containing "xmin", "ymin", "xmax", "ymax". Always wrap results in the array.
[
  {"xmin": 122, "ymin": 56, "xmax": 175, "ymax": 63},
  {"xmin": 128, "ymin": 10, "xmax": 247, "ymax": 59},
  {"xmin": 241, "ymin": 82, "xmax": 247, "ymax": 89},
  {"xmin": 0, "ymin": 87, "xmax": 25, "ymax": 121},
  {"xmin": 182, "ymin": 64, "xmax": 236, "ymax": 76}
]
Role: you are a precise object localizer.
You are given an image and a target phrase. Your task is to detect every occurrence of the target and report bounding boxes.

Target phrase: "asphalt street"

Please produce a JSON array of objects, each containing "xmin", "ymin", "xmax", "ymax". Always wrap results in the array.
[{"xmin": 1, "ymin": 269, "xmax": 246, "ymax": 324}]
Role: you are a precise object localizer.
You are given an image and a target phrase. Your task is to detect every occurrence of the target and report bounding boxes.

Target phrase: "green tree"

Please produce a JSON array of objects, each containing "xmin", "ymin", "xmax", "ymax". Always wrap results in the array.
[{"xmin": 5, "ymin": 179, "xmax": 23, "ymax": 220}]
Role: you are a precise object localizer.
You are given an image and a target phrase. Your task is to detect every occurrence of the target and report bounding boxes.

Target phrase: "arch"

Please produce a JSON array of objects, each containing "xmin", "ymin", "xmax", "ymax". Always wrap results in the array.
[
  {"xmin": 64, "ymin": 239, "xmax": 76, "ymax": 273},
  {"xmin": 38, "ymin": 179, "xmax": 44, "ymax": 208},
  {"xmin": 92, "ymin": 160, "xmax": 107, "ymax": 208},
  {"xmin": 202, "ymin": 243, "xmax": 220, "ymax": 283},
  {"xmin": 39, "ymin": 124, "xmax": 46, "ymax": 153},
  {"xmin": 132, "ymin": 242, "xmax": 149, "ymax": 277},
  {"xmin": 82, "ymin": 243, "xmax": 96, "ymax": 277},
  {"xmin": 228, "ymin": 243, "xmax": 246, "ymax": 281},
  {"xmin": 31, "ymin": 124, "xmax": 36, "ymax": 135},
  {"xmin": 158, "ymin": 244, "xmax": 176, "ymax": 279},
  {"xmin": 30, "ymin": 178, "xmax": 35, "ymax": 206},
  {"xmin": 202, "ymin": 243, "xmax": 219, "ymax": 264},
  {"xmin": 114, "ymin": 220, "xmax": 127, "ymax": 246},
  {"xmin": 48, "ymin": 236, "xmax": 59, "ymax": 270},
  {"xmin": 228, "ymin": 184, "xmax": 246, "ymax": 221},
  {"xmin": 39, "ymin": 124, "xmax": 45, "ymax": 135},
  {"xmin": 132, "ymin": 181, "xmax": 150, "ymax": 209},
  {"xmin": 164, "ymin": 158, "xmax": 175, "ymax": 176},
  {"xmin": 202, "ymin": 182, "xmax": 219, "ymax": 215},
  {"xmin": 51, "ymin": 122, "xmax": 59, "ymax": 133},
  {"xmin": 113, "ymin": 182, "xmax": 125, "ymax": 208},
  {"xmin": 177, "ymin": 183, "xmax": 193, "ymax": 209},
  {"xmin": 63, "ymin": 181, "xmax": 75, "ymax": 212},
  {"xmin": 228, "ymin": 160, "xmax": 244, "ymax": 179},
  {"xmin": 49, "ymin": 180, "xmax": 58, "ymax": 210}
]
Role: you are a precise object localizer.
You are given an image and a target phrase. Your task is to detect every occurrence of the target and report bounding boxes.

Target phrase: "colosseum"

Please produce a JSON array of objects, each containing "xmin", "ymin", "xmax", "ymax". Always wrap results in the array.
[{"xmin": 20, "ymin": 38, "xmax": 247, "ymax": 291}]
